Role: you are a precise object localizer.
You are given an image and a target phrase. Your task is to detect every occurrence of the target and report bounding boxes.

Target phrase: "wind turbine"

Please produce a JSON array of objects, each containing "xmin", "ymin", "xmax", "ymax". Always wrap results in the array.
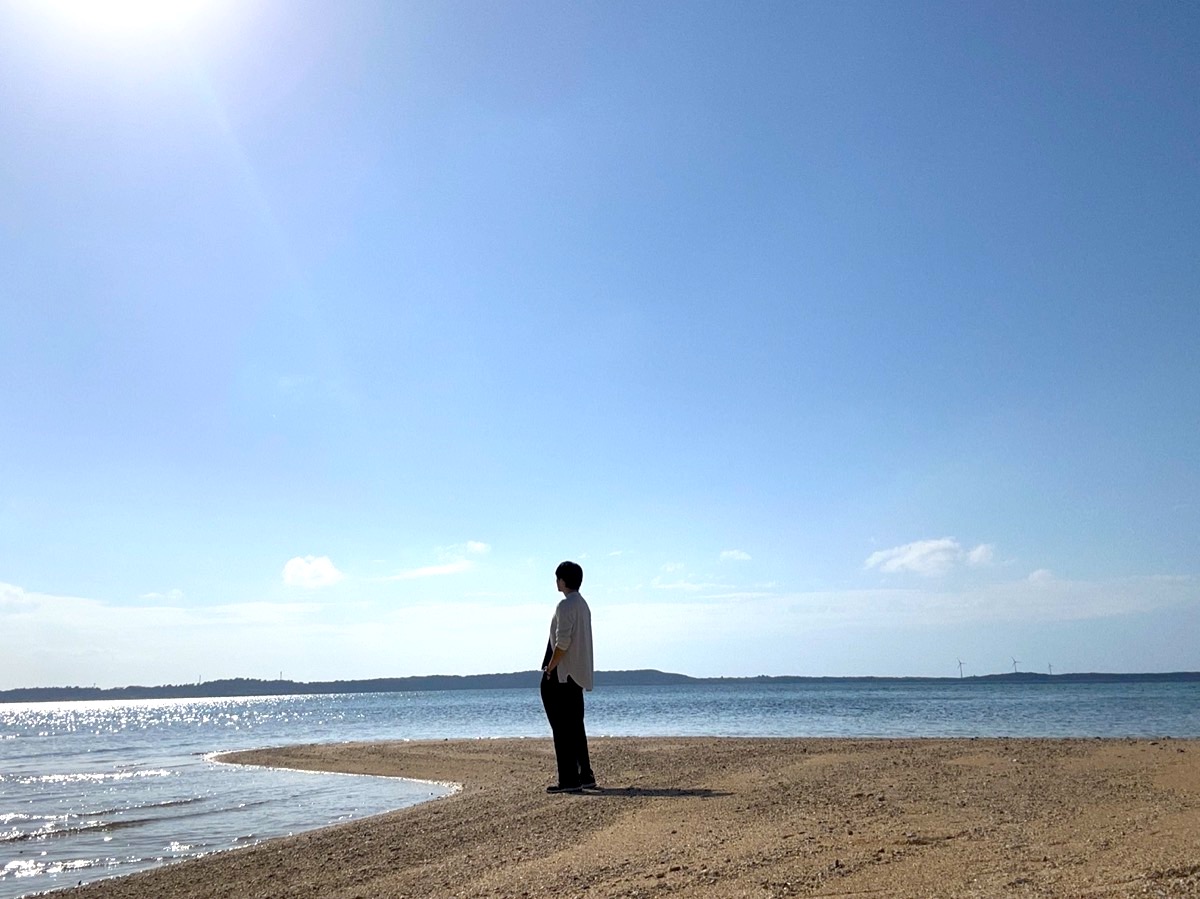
[
  {"xmin": 957, "ymin": 658, "xmax": 965, "ymax": 678},
  {"xmin": 1011, "ymin": 657, "xmax": 1020, "ymax": 673}
]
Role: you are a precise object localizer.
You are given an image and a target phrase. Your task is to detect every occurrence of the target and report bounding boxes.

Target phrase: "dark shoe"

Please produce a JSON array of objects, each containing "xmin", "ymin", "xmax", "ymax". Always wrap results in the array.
[
  {"xmin": 546, "ymin": 783, "xmax": 583, "ymax": 794},
  {"xmin": 580, "ymin": 778, "xmax": 598, "ymax": 789}
]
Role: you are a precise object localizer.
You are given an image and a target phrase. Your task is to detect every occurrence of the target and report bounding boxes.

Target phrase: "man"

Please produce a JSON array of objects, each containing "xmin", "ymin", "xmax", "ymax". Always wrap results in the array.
[{"xmin": 540, "ymin": 560, "xmax": 596, "ymax": 793}]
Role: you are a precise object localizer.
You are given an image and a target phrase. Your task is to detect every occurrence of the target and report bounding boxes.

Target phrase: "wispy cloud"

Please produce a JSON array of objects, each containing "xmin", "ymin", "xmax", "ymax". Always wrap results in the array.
[
  {"xmin": 865, "ymin": 538, "xmax": 994, "ymax": 577},
  {"xmin": 1028, "ymin": 568, "xmax": 1055, "ymax": 585},
  {"xmin": 967, "ymin": 544, "xmax": 994, "ymax": 566},
  {"xmin": 434, "ymin": 540, "xmax": 489, "ymax": 554},
  {"xmin": 641, "ymin": 573, "xmax": 1197, "ymax": 630},
  {"xmin": 2, "ymin": 571, "xmax": 1194, "ymax": 689},
  {"xmin": 140, "ymin": 589, "xmax": 184, "ymax": 602},
  {"xmin": 434, "ymin": 541, "xmax": 491, "ymax": 558},
  {"xmin": 282, "ymin": 556, "xmax": 345, "ymax": 589},
  {"xmin": 383, "ymin": 541, "xmax": 490, "ymax": 580},
  {"xmin": 720, "ymin": 549, "xmax": 752, "ymax": 562},
  {"xmin": 701, "ymin": 591, "xmax": 778, "ymax": 601},
  {"xmin": 383, "ymin": 559, "xmax": 475, "ymax": 581},
  {"xmin": 0, "ymin": 581, "xmax": 331, "ymax": 688},
  {"xmin": 946, "ymin": 574, "xmax": 1194, "ymax": 623},
  {"xmin": 0, "ymin": 582, "xmax": 38, "ymax": 610},
  {"xmin": 650, "ymin": 576, "xmax": 733, "ymax": 593}
]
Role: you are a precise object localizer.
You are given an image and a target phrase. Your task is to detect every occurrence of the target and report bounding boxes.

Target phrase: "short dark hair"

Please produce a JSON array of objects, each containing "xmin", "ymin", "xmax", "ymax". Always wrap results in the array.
[{"xmin": 555, "ymin": 561, "xmax": 583, "ymax": 591}]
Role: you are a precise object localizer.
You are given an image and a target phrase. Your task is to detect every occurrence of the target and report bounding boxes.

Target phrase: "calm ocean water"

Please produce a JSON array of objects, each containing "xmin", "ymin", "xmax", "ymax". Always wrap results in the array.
[{"xmin": 2, "ymin": 680, "xmax": 1198, "ymax": 898}]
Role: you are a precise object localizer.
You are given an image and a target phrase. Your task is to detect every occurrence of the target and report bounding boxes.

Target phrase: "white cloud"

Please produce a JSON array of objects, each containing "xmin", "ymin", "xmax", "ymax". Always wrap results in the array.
[
  {"xmin": 958, "ymin": 574, "xmax": 1195, "ymax": 622},
  {"xmin": 371, "ymin": 543, "xmax": 490, "ymax": 582},
  {"xmin": 0, "ymin": 582, "xmax": 37, "ymax": 610},
  {"xmin": 720, "ymin": 550, "xmax": 752, "ymax": 562},
  {"xmin": 967, "ymin": 544, "xmax": 995, "ymax": 566},
  {"xmin": 865, "ymin": 538, "xmax": 994, "ymax": 577},
  {"xmin": 718, "ymin": 574, "xmax": 1196, "ymax": 629},
  {"xmin": 1, "ymin": 571, "xmax": 1195, "ymax": 689},
  {"xmin": 661, "ymin": 562, "xmax": 684, "ymax": 573},
  {"xmin": 0, "ymin": 582, "xmax": 329, "ymax": 689},
  {"xmin": 282, "ymin": 556, "xmax": 345, "ymax": 589},
  {"xmin": 384, "ymin": 559, "xmax": 474, "ymax": 581},
  {"xmin": 701, "ymin": 591, "xmax": 778, "ymax": 601},
  {"xmin": 436, "ymin": 541, "xmax": 491, "ymax": 558},
  {"xmin": 604, "ymin": 573, "xmax": 1200, "ymax": 675},
  {"xmin": 650, "ymin": 576, "xmax": 733, "ymax": 593},
  {"xmin": 140, "ymin": 589, "xmax": 184, "ymax": 602},
  {"xmin": 652, "ymin": 580, "xmax": 710, "ymax": 592},
  {"xmin": 865, "ymin": 538, "xmax": 959, "ymax": 575}
]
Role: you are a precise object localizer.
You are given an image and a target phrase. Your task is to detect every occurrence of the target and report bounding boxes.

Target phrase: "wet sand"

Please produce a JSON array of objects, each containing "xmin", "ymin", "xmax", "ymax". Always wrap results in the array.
[{"xmin": 74, "ymin": 737, "xmax": 1199, "ymax": 898}]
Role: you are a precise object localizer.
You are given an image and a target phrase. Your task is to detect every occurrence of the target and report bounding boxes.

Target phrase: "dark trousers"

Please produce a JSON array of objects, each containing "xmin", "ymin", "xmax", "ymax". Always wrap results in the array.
[{"xmin": 540, "ymin": 673, "xmax": 593, "ymax": 787}]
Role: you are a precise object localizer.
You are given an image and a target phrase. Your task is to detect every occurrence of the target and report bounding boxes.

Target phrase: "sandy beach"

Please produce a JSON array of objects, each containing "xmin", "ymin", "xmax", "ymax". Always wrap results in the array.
[{"xmin": 71, "ymin": 737, "xmax": 1199, "ymax": 898}]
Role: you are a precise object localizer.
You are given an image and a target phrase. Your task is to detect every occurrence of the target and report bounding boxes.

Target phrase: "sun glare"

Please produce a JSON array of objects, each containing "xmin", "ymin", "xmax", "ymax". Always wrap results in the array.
[{"xmin": 39, "ymin": 0, "xmax": 221, "ymax": 40}]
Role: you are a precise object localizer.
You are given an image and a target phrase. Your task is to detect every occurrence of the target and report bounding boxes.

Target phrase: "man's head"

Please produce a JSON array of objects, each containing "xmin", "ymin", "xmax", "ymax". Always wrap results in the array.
[{"xmin": 555, "ymin": 560, "xmax": 584, "ymax": 592}]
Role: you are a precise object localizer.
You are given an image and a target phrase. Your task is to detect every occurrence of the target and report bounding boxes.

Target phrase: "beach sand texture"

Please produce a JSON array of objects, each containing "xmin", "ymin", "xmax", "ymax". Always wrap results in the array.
[{"xmin": 73, "ymin": 738, "xmax": 1199, "ymax": 898}]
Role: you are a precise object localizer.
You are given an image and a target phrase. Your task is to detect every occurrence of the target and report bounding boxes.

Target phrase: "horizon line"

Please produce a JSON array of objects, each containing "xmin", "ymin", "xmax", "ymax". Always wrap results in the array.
[{"xmin": 3, "ymin": 668, "xmax": 1199, "ymax": 699}]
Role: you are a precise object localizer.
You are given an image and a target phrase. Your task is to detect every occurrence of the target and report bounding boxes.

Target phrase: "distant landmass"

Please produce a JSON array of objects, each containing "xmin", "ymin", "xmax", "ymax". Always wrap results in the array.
[{"xmin": 2, "ymin": 669, "xmax": 1198, "ymax": 704}]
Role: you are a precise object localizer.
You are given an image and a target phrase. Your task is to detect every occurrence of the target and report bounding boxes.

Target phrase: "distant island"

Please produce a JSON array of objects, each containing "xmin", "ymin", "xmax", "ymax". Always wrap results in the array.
[{"xmin": 2, "ymin": 669, "xmax": 1199, "ymax": 704}]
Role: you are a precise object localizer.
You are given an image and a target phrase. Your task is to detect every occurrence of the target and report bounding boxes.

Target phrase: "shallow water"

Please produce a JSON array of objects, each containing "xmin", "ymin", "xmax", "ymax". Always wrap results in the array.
[
  {"xmin": 0, "ymin": 696, "xmax": 450, "ymax": 899},
  {"xmin": 2, "ymin": 680, "xmax": 1198, "ymax": 898}
]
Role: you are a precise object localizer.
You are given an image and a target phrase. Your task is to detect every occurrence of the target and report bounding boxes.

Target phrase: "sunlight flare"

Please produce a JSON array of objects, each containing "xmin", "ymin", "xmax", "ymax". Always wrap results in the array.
[{"xmin": 38, "ymin": 0, "xmax": 225, "ymax": 40}]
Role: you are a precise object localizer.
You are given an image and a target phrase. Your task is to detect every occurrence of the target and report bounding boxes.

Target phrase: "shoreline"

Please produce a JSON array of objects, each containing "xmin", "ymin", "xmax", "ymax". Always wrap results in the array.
[
  {"xmin": 6, "ymin": 670, "xmax": 1198, "ymax": 704},
  {"xmin": 72, "ymin": 737, "xmax": 1200, "ymax": 898},
  {"xmin": 202, "ymin": 747, "xmax": 466, "ymax": 796}
]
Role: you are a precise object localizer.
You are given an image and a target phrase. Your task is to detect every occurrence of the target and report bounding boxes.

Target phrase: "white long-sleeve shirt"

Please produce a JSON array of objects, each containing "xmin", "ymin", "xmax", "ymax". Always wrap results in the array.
[{"xmin": 548, "ymin": 591, "xmax": 594, "ymax": 691}]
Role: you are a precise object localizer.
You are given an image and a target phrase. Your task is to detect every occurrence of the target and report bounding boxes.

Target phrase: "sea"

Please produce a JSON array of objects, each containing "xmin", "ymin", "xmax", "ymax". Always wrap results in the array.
[{"xmin": 3, "ymin": 679, "xmax": 1199, "ymax": 899}]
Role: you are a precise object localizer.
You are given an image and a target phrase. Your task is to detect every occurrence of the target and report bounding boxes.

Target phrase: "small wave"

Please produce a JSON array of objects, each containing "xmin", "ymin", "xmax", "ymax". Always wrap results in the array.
[
  {"xmin": 2, "ymin": 856, "xmax": 111, "ymax": 879},
  {"xmin": 0, "ymin": 796, "xmax": 208, "ymax": 842},
  {"xmin": 175, "ymin": 796, "xmax": 275, "ymax": 820},
  {"xmin": 16, "ymin": 768, "xmax": 175, "ymax": 786},
  {"xmin": 83, "ymin": 796, "xmax": 207, "ymax": 817},
  {"xmin": 2, "ymin": 795, "xmax": 277, "ymax": 846},
  {"xmin": 0, "ymin": 814, "xmax": 166, "ymax": 844}
]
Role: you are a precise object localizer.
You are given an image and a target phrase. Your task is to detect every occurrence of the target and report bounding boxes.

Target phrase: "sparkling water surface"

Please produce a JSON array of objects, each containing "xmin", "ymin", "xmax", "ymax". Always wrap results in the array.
[{"xmin": 2, "ymin": 680, "xmax": 1198, "ymax": 898}]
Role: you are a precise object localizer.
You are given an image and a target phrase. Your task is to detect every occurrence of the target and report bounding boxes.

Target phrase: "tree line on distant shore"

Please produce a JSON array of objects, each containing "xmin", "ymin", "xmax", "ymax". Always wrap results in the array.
[{"xmin": 2, "ymin": 669, "xmax": 1197, "ymax": 704}]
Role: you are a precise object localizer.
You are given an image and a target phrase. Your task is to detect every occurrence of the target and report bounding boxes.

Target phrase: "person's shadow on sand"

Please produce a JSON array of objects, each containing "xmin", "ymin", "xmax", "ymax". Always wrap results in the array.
[{"xmin": 579, "ymin": 786, "xmax": 728, "ymax": 798}]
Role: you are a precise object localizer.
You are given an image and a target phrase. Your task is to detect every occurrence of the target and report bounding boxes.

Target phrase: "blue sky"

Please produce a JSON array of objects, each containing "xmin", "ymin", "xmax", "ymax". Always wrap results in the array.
[{"xmin": 1, "ymin": 0, "xmax": 1197, "ymax": 688}]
